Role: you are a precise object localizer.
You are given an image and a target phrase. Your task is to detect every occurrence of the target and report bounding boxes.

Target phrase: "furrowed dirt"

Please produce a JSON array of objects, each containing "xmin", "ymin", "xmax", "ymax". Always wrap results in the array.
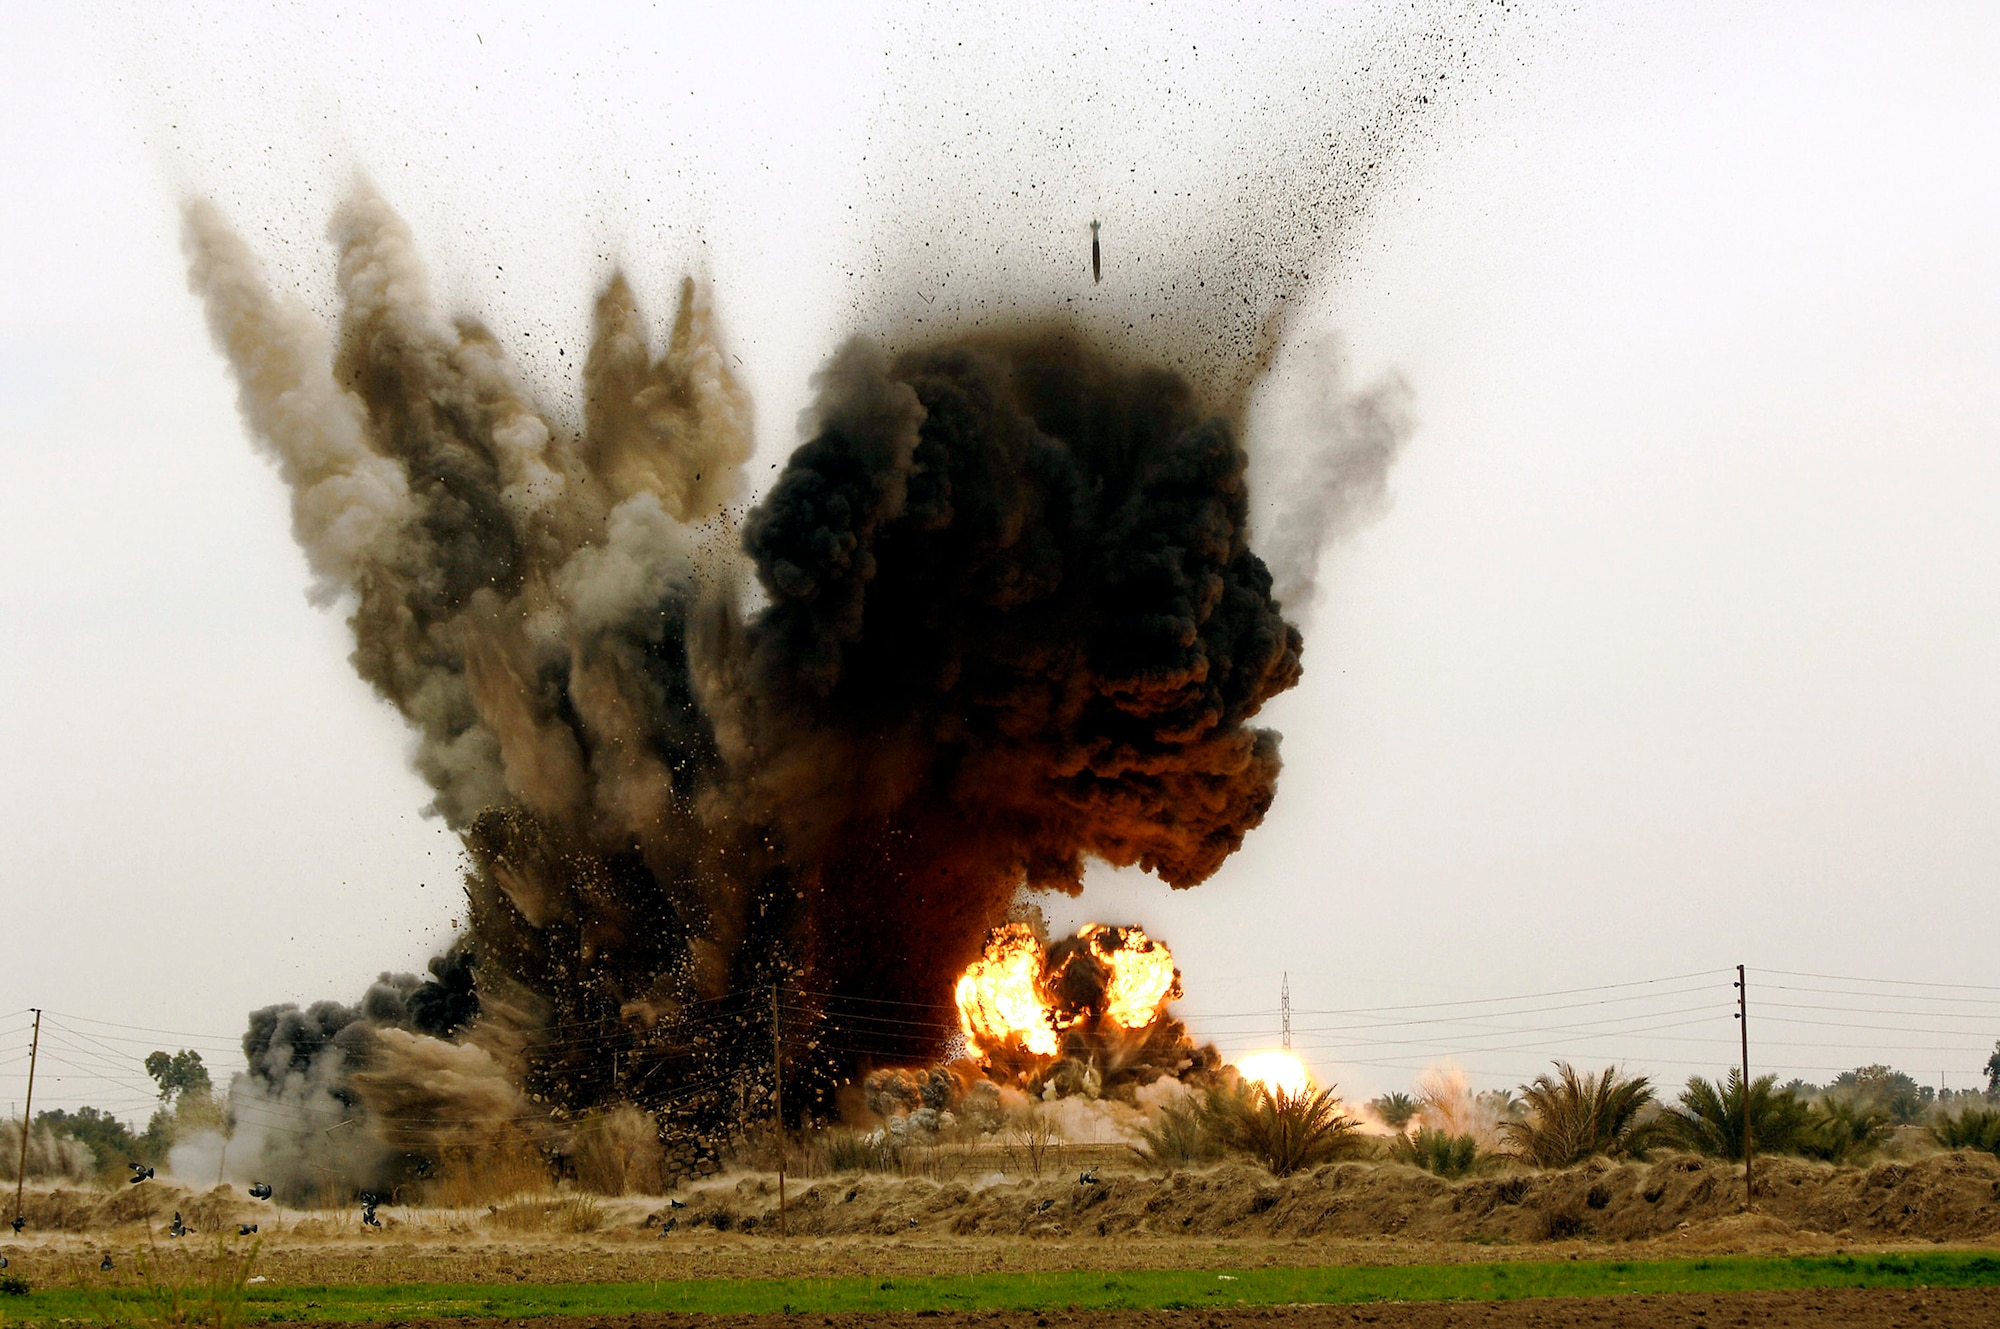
[{"xmin": 209, "ymin": 1289, "xmax": 2000, "ymax": 1329}]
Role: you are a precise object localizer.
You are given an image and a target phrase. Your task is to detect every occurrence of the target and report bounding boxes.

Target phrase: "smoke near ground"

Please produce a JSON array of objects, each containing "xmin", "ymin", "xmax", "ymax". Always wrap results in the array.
[{"xmin": 184, "ymin": 185, "xmax": 1324, "ymax": 1196}]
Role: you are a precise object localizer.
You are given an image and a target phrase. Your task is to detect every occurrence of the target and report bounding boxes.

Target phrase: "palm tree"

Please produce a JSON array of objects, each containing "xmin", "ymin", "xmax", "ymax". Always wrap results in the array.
[
  {"xmin": 1132, "ymin": 1096, "xmax": 1224, "ymax": 1172},
  {"xmin": 1501, "ymin": 1063, "xmax": 1658, "ymax": 1168},
  {"xmin": 1392, "ymin": 1127, "xmax": 1481, "ymax": 1179},
  {"xmin": 1660, "ymin": 1070, "xmax": 1809, "ymax": 1160},
  {"xmin": 1369, "ymin": 1092, "xmax": 1418, "ymax": 1131},
  {"xmin": 1933, "ymin": 1104, "xmax": 2000, "ymax": 1156},
  {"xmin": 1796, "ymin": 1096, "xmax": 1892, "ymax": 1164},
  {"xmin": 1208, "ymin": 1081, "xmax": 1363, "ymax": 1177}
]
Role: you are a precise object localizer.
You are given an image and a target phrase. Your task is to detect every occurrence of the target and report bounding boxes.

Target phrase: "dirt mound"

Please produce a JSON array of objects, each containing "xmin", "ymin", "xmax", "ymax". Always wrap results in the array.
[
  {"xmin": 14, "ymin": 1183, "xmax": 263, "ymax": 1235},
  {"xmin": 661, "ymin": 1150, "xmax": 2000, "ymax": 1244}
]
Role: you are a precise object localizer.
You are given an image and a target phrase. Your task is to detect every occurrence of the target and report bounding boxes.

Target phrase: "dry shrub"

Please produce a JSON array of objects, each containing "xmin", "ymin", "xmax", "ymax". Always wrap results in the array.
[
  {"xmin": 566, "ymin": 1106, "xmax": 665, "ymax": 1195},
  {"xmin": 813, "ymin": 1128, "xmax": 902, "ymax": 1175},
  {"xmin": 484, "ymin": 1194, "xmax": 604, "ymax": 1233},
  {"xmin": 1001, "ymin": 1107, "xmax": 1069, "ymax": 1178},
  {"xmin": 423, "ymin": 1130, "xmax": 553, "ymax": 1208}
]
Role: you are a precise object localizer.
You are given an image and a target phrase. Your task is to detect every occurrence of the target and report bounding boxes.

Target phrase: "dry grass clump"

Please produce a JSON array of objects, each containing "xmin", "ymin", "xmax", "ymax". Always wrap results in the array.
[
  {"xmin": 484, "ymin": 1194, "xmax": 604, "ymax": 1233},
  {"xmin": 422, "ymin": 1131, "xmax": 554, "ymax": 1208},
  {"xmin": 815, "ymin": 1128, "xmax": 904, "ymax": 1174},
  {"xmin": 565, "ymin": 1106, "xmax": 666, "ymax": 1195},
  {"xmin": 85, "ymin": 1234, "xmax": 263, "ymax": 1329}
]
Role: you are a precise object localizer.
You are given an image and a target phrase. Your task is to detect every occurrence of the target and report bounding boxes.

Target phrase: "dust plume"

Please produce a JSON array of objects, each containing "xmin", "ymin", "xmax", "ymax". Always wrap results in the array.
[{"xmin": 184, "ymin": 184, "xmax": 1310, "ymax": 1192}]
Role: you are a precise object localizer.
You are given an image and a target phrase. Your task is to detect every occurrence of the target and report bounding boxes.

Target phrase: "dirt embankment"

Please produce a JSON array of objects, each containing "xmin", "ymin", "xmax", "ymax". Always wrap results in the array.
[
  {"xmin": 12, "ymin": 1150, "xmax": 2000, "ymax": 1249},
  {"xmin": 667, "ymin": 1151, "xmax": 2000, "ymax": 1245}
]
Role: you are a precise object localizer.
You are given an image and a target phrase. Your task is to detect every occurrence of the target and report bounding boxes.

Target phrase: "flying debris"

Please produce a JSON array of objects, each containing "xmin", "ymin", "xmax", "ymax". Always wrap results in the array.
[
  {"xmin": 248, "ymin": 1183, "xmax": 273, "ymax": 1201},
  {"xmin": 183, "ymin": 188, "xmax": 1310, "ymax": 1183},
  {"xmin": 127, "ymin": 1163, "xmax": 153, "ymax": 1185},
  {"xmin": 1090, "ymin": 219, "xmax": 1102, "ymax": 283}
]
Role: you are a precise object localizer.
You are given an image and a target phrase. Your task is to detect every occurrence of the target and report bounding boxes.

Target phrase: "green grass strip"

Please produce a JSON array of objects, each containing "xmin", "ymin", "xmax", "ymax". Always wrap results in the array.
[{"xmin": 8, "ymin": 1252, "xmax": 2000, "ymax": 1323}]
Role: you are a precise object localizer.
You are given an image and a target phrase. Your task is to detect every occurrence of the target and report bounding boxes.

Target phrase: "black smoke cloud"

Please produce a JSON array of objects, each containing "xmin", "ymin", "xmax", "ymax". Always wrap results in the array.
[
  {"xmin": 739, "ymin": 331, "xmax": 1300, "ymax": 1028},
  {"xmin": 185, "ymin": 187, "xmax": 1307, "ymax": 1189}
]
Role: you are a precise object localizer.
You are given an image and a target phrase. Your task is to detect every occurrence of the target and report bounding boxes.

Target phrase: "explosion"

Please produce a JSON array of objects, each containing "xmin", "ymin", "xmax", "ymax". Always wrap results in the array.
[
  {"xmin": 1083, "ymin": 924, "xmax": 1179, "ymax": 1029},
  {"xmin": 182, "ymin": 183, "xmax": 1344, "ymax": 1196},
  {"xmin": 1234, "ymin": 1050, "xmax": 1313, "ymax": 1098},
  {"xmin": 954, "ymin": 922, "xmax": 1182, "ymax": 1062},
  {"xmin": 955, "ymin": 924, "xmax": 1059, "ymax": 1059}
]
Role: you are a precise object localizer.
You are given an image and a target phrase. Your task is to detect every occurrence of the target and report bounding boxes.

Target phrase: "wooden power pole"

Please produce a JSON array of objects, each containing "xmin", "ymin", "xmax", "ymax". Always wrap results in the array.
[
  {"xmin": 771, "ymin": 983, "xmax": 786, "ymax": 1238},
  {"xmin": 1735, "ymin": 965, "xmax": 1753, "ymax": 1208},
  {"xmin": 13, "ymin": 1009, "xmax": 41, "ymax": 1228}
]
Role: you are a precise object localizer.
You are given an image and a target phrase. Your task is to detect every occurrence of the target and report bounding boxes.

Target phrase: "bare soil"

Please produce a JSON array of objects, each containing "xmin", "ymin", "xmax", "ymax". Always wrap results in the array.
[{"xmin": 306, "ymin": 1287, "xmax": 2000, "ymax": 1328}]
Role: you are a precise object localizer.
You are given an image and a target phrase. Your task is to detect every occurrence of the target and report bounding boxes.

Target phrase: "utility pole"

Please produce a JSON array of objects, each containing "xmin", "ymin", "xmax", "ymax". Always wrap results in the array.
[
  {"xmin": 1734, "ymin": 965, "xmax": 1753, "ymax": 1208},
  {"xmin": 771, "ymin": 983, "xmax": 786, "ymax": 1238},
  {"xmin": 1281, "ymin": 973, "xmax": 1291, "ymax": 1051},
  {"xmin": 13, "ymin": 1009, "xmax": 41, "ymax": 1228}
]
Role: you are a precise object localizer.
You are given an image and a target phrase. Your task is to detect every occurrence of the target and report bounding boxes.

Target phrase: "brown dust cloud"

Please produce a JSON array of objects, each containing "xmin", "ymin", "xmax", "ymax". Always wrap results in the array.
[{"xmin": 173, "ymin": 8, "xmax": 1500, "ymax": 1191}]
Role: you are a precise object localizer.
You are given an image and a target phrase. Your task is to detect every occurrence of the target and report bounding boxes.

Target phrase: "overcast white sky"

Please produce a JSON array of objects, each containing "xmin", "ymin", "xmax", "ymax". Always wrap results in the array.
[{"xmin": 3, "ymin": 1, "xmax": 1997, "ymax": 1123}]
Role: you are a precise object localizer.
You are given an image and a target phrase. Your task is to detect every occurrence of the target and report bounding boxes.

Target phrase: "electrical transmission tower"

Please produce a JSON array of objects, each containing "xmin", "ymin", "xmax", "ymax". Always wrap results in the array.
[{"xmin": 1281, "ymin": 972, "xmax": 1291, "ymax": 1051}]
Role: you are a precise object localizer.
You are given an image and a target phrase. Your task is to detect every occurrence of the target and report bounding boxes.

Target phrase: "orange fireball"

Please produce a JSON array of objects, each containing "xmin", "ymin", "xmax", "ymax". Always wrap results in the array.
[
  {"xmin": 954, "ymin": 923, "xmax": 1059, "ymax": 1057},
  {"xmin": 1082, "ymin": 924, "xmax": 1180, "ymax": 1028},
  {"xmin": 1234, "ymin": 1050, "xmax": 1312, "ymax": 1097}
]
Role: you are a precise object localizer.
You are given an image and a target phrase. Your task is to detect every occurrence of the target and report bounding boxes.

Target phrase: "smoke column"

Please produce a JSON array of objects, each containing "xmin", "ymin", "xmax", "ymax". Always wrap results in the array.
[{"xmin": 185, "ymin": 185, "xmax": 1322, "ymax": 1187}]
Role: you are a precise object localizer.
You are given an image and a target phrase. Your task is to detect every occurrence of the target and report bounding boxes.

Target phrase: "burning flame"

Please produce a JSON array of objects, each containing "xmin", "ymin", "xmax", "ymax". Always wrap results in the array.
[
  {"xmin": 1083, "ymin": 924, "xmax": 1180, "ymax": 1028},
  {"xmin": 1234, "ymin": 1050, "xmax": 1312, "ymax": 1097},
  {"xmin": 953, "ymin": 921, "xmax": 1181, "ymax": 1060},
  {"xmin": 954, "ymin": 923, "xmax": 1059, "ymax": 1058}
]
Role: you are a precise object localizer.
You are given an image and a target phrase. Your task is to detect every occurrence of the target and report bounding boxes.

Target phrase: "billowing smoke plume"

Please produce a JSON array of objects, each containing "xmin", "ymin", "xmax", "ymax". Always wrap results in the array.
[
  {"xmin": 1260, "ymin": 338, "xmax": 1415, "ymax": 618},
  {"xmin": 184, "ymin": 185, "xmax": 1313, "ymax": 1192}
]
